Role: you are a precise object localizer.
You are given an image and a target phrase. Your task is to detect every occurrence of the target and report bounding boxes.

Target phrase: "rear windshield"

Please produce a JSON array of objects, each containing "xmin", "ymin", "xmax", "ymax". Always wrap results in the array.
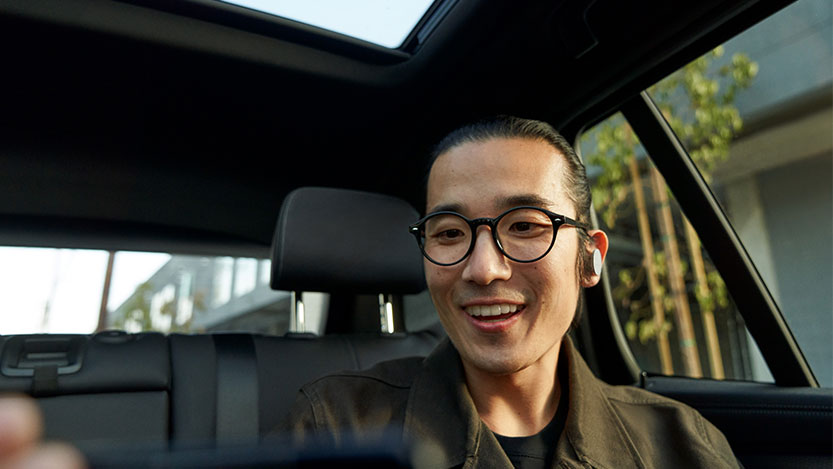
[{"xmin": 0, "ymin": 248, "xmax": 292, "ymax": 335}]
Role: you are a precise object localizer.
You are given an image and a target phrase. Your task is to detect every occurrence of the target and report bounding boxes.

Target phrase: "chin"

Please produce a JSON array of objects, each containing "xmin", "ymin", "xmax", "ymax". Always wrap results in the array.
[
  {"xmin": 462, "ymin": 344, "xmax": 529, "ymax": 375},
  {"xmin": 477, "ymin": 360, "xmax": 525, "ymax": 376}
]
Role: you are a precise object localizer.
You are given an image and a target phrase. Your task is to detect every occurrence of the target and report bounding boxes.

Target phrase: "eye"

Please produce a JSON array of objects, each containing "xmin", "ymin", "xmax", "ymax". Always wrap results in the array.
[
  {"xmin": 424, "ymin": 214, "xmax": 469, "ymax": 244},
  {"xmin": 499, "ymin": 208, "xmax": 553, "ymax": 239},
  {"xmin": 503, "ymin": 217, "xmax": 551, "ymax": 239},
  {"xmin": 508, "ymin": 222, "xmax": 548, "ymax": 236},
  {"xmin": 510, "ymin": 222, "xmax": 533, "ymax": 232},
  {"xmin": 435, "ymin": 229, "xmax": 466, "ymax": 241}
]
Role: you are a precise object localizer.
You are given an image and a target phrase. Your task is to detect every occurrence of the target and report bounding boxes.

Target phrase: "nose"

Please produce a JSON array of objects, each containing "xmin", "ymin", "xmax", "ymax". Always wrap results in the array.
[{"xmin": 461, "ymin": 227, "xmax": 512, "ymax": 285}]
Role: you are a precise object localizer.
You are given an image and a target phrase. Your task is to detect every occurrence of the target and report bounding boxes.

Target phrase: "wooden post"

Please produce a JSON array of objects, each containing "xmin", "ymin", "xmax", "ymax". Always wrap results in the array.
[
  {"xmin": 628, "ymin": 155, "xmax": 674, "ymax": 375},
  {"xmin": 97, "ymin": 250, "xmax": 116, "ymax": 332},
  {"xmin": 650, "ymin": 167, "xmax": 703, "ymax": 378},
  {"xmin": 684, "ymin": 220, "xmax": 725, "ymax": 379}
]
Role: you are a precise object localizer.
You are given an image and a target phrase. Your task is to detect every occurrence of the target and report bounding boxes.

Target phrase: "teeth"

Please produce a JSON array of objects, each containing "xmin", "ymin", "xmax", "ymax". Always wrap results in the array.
[{"xmin": 465, "ymin": 304, "xmax": 520, "ymax": 317}]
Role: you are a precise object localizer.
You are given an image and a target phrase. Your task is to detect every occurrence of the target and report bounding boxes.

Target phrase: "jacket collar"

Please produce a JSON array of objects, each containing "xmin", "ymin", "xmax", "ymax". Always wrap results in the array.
[
  {"xmin": 402, "ymin": 337, "xmax": 646, "ymax": 469},
  {"xmin": 402, "ymin": 338, "xmax": 485, "ymax": 467},
  {"xmin": 560, "ymin": 337, "xmax": 646, "ymax": 469}
]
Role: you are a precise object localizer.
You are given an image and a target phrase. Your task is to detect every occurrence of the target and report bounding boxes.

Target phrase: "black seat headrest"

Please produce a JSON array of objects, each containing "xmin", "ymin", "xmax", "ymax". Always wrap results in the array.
[{"xmin": 270, "ymin": 187, "xmax": 426, "ymax": 294}]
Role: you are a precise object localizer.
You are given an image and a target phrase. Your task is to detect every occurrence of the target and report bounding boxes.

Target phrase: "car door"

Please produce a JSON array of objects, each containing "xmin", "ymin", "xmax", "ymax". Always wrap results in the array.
[{"xmin": 567, "ymin": 1, "xmax": 832, "ymax": 467}]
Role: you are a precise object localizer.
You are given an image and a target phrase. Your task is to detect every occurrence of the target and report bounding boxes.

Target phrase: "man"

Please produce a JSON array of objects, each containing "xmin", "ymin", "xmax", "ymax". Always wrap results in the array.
[{"xmin": 279, "ymin": 116, "xmax": 740, "ymax": 468}]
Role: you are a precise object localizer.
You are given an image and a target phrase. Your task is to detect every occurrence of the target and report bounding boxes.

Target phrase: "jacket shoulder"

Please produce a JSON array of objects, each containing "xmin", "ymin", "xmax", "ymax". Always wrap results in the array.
[
  {"xmin": 304, "ymin": 355, "xmax": 425, "ymax": 390},
  {"xmin": 283, "ymin": 356, "xmax": 424, "ymax": 441}
]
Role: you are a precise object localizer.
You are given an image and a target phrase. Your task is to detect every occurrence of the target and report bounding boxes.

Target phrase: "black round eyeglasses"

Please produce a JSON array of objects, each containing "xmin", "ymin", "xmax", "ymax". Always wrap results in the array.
[{"xmin": 408, "ymin": 206, "xmax": 587, "ymax": 266}]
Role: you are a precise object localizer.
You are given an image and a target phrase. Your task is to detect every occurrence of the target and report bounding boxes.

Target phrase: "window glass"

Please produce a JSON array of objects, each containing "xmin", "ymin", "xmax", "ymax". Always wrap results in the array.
[
  {"xmin": 0, "ymin": 248, "xmax": 302, "ymax": 336},
  {"xmin": 579, "ymin": 0, "xmax": 831, "ymax": 385},
  {"xmin": 218, "ymin": 0, "xmax": 436, "ymax": 48},
  {"xmin": 579, "ymin": 115, "xmax": 772, "ymax": 382},
  {"xmin": 645, "ymin": 0, "xmax": 832, "ymax": 386}
]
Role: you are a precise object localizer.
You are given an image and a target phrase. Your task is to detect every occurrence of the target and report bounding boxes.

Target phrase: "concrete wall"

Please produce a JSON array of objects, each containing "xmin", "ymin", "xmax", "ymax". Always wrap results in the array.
[
  {"xmin": 759, "ymin": 153, "xmax": 832, "ymax": 386},
  {"xmin": 714, "ymin": 0, "xmax": 832, "ymax": 386}
]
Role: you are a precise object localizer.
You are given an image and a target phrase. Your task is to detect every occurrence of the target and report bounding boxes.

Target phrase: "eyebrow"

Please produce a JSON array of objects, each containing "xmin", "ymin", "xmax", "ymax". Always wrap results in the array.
[
  {"xmin": 427, "ymin": 194, "xmax": 555, "ymax": 215},
  {"xmin": 497, "ymin": 194, "xmax": 555, "ymax": 209},
  {"xmin": 427, "ymin": 202, "xmax": 464, "ymax": 214}
]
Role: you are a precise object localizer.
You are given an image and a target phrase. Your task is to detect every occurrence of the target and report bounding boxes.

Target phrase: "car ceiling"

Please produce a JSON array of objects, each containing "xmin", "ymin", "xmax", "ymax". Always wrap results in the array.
[{"xmin": 0, "ymin": 0, "xmax": 793, "ymax": 257}]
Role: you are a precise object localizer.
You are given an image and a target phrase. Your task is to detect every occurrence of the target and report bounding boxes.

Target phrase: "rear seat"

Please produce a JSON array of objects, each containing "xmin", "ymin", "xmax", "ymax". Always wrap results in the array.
[
  {"xmin": 0, "ymin": 332, "xmax": 170, "ymax": 448},
  {"xmin": 0, "ymin": 187, "xmax": 440, "ymax": 447},
  {"xmin": 168, "ymin": 328, "xmax": 443, "ymax": 444}
]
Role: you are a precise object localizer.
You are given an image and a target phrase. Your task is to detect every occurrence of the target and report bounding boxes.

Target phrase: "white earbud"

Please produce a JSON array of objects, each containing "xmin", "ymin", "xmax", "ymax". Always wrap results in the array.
[{"xmin": 592, "ymin": 249, "xmax": 603, "ymax": 276}]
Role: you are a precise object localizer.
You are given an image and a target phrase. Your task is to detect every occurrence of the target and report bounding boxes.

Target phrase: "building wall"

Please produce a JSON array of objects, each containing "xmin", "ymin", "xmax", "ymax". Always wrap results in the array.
[
  {"xmin": 711, "ymin": 0, "xmax": 833, "ymax": 386},
  {"xmin": 759, "ymin": 153, "xmax": 833, "ymax": 386}
]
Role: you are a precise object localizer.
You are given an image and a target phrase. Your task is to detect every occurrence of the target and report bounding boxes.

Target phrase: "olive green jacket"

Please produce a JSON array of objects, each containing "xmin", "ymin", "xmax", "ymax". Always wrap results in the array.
[{"xmin": 279, "ymin": 337, "xmax": 740, "ymax": 468}]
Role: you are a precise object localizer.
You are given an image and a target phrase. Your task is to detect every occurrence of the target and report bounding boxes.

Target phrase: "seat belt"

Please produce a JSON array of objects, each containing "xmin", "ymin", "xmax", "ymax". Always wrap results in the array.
[
  {"xmin": 32, "ymin": 365, "xmax": 59, "ymax": 396},
  {"xmin": 214, "ymin": 334, "xmax": 259, "ymax": 442}
]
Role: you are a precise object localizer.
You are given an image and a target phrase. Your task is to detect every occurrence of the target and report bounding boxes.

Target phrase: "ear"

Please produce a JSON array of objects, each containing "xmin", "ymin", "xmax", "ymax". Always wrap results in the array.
[{"xmin": 581, "ymin": 229, "xmax": 609, "ymax": 288}]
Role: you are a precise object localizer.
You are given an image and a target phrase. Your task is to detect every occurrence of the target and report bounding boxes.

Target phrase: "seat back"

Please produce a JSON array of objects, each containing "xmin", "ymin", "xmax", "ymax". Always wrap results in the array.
[{"xmin": 0, "ymin": 332, "xmax": 169, "ymax": 449}]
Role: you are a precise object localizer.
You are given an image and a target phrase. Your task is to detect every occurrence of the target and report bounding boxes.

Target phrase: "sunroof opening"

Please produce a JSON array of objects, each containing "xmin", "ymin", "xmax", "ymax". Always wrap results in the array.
[{"xmin": 218, "ymin": 0, "xmax": 437, "ymax": 49}]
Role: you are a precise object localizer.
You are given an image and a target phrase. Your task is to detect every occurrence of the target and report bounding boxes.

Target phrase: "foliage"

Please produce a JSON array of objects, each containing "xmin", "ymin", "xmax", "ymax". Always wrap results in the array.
[
  {"xmin": 581, "ymin": 46, "xmax": 757, "ymax": 349},
  {"xmin": 586, "ymin": 116, "xmax": 638, "ymax": 228},
  {"xmin": 111, "ymin": 282, "xmax": 205, "ymax": 333},
  {"xmin": 112, "ymin": 282, "xmax": 153, "ymax": 332},
  {"xmin": 618, "ymin": 253, "xmax": 677, "ymax": 344},
  {"xmin": 651, "ymin": 46, "xmax": 758, "ymax": 181}
]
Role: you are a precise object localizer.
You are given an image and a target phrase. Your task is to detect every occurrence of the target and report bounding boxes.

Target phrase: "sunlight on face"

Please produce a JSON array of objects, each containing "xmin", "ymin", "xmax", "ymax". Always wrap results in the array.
[{"xmin": 425, "ymin": 137, "xmax": 583, "ymax": 375}]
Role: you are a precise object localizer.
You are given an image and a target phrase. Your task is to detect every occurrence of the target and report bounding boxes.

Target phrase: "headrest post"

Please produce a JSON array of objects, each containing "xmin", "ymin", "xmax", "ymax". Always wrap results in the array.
[
  {"xmin": 378, "ymin": 293, "xmax": 395, "ymax": 334},
  {"xmin": 291, "ymin": 291, "xmax": 306, "ymax": 333}
]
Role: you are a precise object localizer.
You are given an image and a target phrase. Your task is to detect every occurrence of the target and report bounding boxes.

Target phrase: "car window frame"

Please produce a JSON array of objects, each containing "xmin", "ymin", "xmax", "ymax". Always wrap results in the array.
[{"xmin": 573, "ymin": 92, "xmax": 817, "ymax": 387}]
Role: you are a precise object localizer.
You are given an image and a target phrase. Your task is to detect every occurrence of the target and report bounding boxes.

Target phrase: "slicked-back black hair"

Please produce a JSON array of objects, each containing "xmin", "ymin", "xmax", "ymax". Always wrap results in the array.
[{"xmin": 427, "ymin": 115, "xmax": 593, "ymax": 266}]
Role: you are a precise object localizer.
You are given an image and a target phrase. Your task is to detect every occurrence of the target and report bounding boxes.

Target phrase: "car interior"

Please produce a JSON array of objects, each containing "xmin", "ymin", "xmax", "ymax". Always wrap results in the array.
[{"xmin": 0, "ymin": 0, "xmax": 831, "ymax": 467}]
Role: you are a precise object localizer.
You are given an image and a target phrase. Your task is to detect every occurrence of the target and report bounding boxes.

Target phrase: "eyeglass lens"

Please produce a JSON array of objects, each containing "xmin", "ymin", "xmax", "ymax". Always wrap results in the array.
[{"xmin": 421, "ymin": 208, "xmax": 556, "ymax": 264}]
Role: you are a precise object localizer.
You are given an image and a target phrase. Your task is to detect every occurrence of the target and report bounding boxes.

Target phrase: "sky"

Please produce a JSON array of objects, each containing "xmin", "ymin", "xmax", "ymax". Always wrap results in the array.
[{"xmin": 219, "ymin": 0, "xmax": 434, "ymax": 48}]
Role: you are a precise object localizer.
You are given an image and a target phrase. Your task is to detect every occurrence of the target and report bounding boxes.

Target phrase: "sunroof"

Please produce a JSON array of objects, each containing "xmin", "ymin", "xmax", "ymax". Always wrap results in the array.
[{"xmin": 218, "ymin": 0, "xmax": 437, "ymax": 49}]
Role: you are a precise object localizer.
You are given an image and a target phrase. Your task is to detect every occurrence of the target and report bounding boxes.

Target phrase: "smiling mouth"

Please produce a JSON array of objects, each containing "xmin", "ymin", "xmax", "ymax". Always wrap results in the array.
[{"xmin": 464, "ymin": 304, "xmax": 524, "ymax": 322}]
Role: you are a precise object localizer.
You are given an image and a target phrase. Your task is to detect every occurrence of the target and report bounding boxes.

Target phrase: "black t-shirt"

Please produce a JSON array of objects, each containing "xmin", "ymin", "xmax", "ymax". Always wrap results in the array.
[{"xmin": 493, "ymin": 375, "xmax": 569, "ymax": 469}]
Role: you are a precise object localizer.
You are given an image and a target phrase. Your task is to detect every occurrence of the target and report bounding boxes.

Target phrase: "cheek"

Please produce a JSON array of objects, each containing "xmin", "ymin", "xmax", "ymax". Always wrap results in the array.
[
  {"xmin": 424, "ymin": 265, "xmax": 460, "ymax": 329},
  {"xmin": 534, "ymin": 253, "xmax": 580, "ymax": 297},
  {"xmin": 425, "ymin": 263, "xmax": 452, "ymax": 298}
]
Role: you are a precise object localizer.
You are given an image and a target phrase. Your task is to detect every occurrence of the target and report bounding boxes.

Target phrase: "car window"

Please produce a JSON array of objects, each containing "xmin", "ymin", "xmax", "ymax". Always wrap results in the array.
[
  {"xmin": 0, "ymin": 247, "xmax": 329, "ymax": 336},
  {"xmin": 579, "ymin": 114, "xmax": 772, "ymax": 382},
  {"xmin": 579, "ymin": 0, "xmax": 832, "ymax": 385}
]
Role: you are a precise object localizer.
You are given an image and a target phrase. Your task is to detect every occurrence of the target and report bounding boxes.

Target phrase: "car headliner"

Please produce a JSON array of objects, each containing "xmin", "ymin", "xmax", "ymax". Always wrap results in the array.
[{"xmin": 0, "ymin": 0, "xmax": 794, "ymax": 257}]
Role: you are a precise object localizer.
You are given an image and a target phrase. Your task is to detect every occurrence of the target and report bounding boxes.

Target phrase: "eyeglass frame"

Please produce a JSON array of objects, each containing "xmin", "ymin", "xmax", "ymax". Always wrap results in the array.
[{"xmin": 408, "ymin": 205, "xmax": 589, "ymax": 266}]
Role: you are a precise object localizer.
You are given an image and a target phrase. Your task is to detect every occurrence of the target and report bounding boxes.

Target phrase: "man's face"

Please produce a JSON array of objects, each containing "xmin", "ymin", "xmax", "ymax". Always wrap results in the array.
[{"xmin": 425, "ymin": 137, "xmax": 583, "ymax": 376}]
